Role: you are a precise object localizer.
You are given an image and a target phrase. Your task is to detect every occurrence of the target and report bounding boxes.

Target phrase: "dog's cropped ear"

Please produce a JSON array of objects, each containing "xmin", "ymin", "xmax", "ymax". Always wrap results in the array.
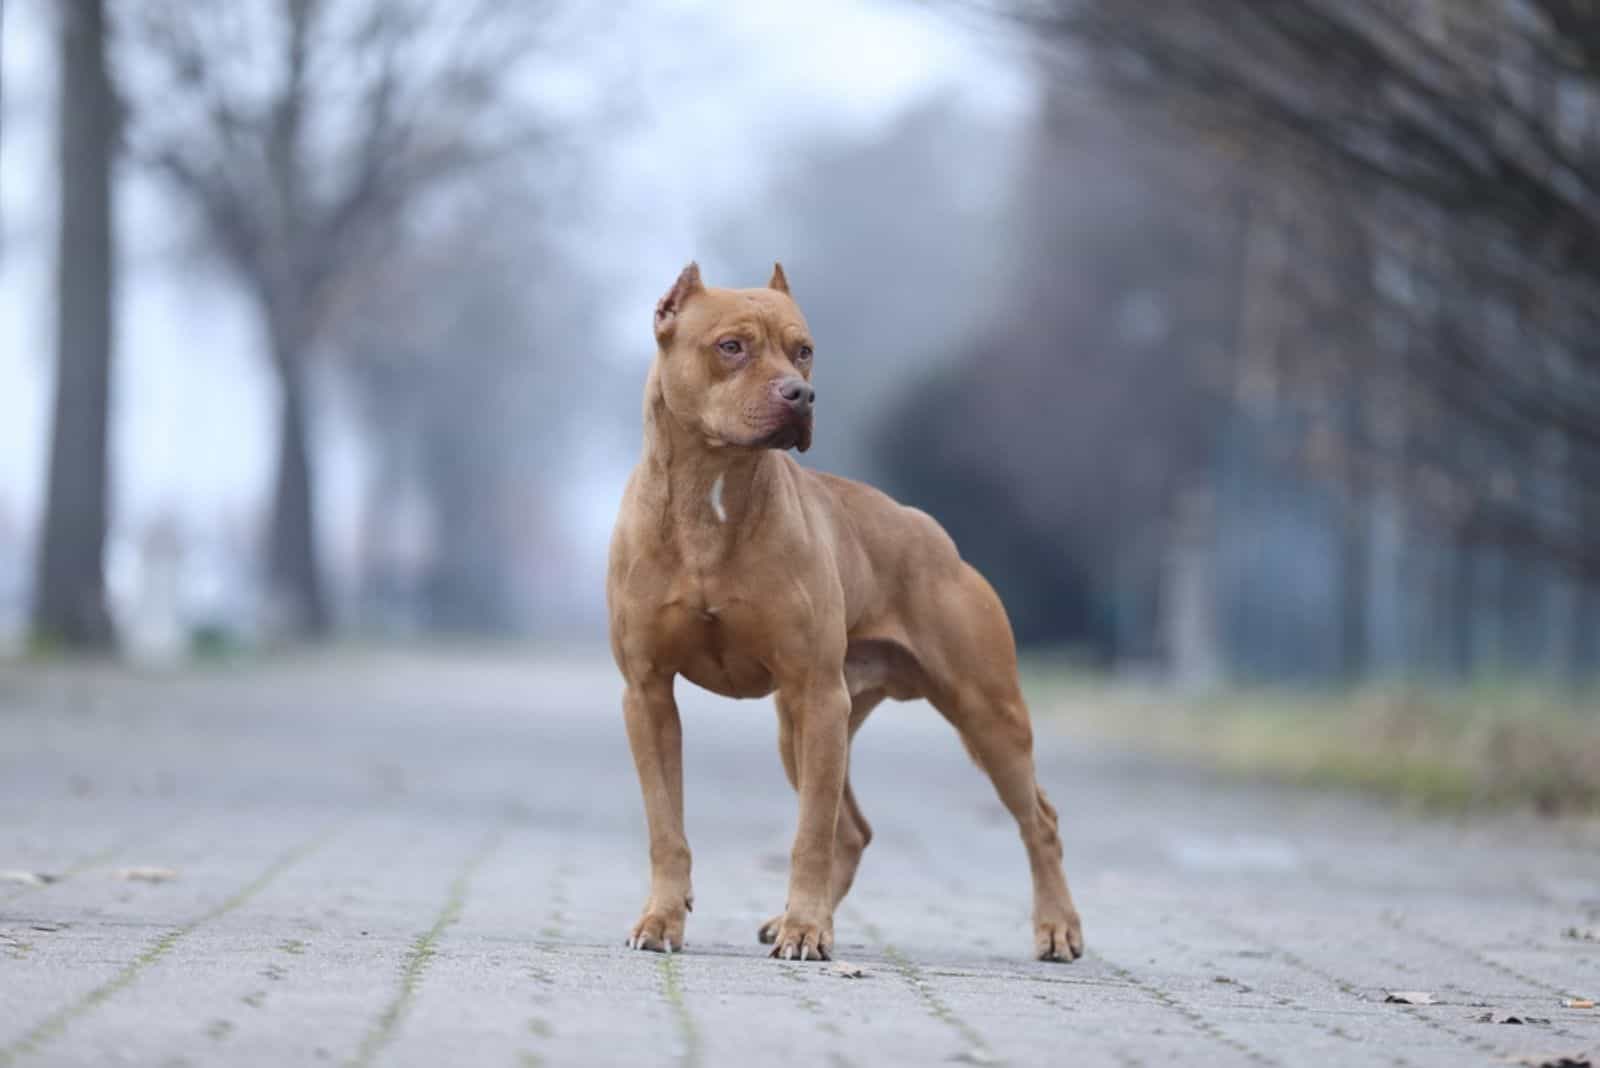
[
  {"xmin": 768, "ymin": 261, "xmax": 790, "ymax": 296},
  {"xmin": 654, "ymin": 262, "xmax": 704, "ymax": 342}
]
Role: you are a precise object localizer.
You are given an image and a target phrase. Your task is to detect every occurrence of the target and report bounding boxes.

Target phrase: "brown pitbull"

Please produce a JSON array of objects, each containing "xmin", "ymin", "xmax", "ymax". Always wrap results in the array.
[{"xmin": 606, "ymin": 262, "xmax": 1083, "ymax": 963}]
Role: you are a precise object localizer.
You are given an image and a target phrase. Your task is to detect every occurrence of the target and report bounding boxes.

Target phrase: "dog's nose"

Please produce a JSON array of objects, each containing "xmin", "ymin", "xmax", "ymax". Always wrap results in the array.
[{"xmin": 776, "ymin": 376, "xmax": 815, "ymax": 413}]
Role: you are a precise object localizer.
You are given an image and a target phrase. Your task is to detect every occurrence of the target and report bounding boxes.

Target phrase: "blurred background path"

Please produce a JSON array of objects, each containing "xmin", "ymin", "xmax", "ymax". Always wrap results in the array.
[{"xmin": 2, "ymin": 650, "xmax": 1596, "ymax": 1067}]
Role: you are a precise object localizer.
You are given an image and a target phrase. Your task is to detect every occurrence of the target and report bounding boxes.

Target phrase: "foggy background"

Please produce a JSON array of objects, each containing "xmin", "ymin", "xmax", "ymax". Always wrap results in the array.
[{"xmin": 6, "ymin": 0, "xmax": 1600, "ymax": 695}]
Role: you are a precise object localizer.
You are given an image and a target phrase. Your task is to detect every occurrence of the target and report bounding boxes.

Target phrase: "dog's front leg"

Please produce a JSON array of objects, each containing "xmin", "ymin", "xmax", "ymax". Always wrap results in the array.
[
  {"xmin": 623, "ymin": 675, "xmax": 691, "ymax": 952},
  {"xmin": 770, "ymin": 674, "xmax": 850, "ymax": 961}
]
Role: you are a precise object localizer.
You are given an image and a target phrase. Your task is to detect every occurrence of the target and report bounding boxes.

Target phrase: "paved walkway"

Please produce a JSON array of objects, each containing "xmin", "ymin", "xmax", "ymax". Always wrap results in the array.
[{"xmin": 1, "ymin": 650, "xmax": 1597, "ymax": 1066}]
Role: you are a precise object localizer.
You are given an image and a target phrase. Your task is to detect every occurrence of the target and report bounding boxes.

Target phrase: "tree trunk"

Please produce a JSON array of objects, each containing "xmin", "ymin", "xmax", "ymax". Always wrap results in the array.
[
  {"xmin": 1, "ymin": 0, "xmax": 8, "ymax": 247},
  {"xmin": 1337, "ymin": 494, "xmax": 1369, "ymax": 682},
  {"xmin": 1574, "ymin": 579, "xmax": 1597, "ymax": 686},
  {"xmin": 265, "ymin": 341, "xmax": 328, "ymax": 636},
  {"xmin": 1450, "ymin": 531, "xmax": 1476, "ymax": 679},
  {"xmin": 1568, "ymin": 456, "xmax": 1598, "ymax": 684},
  {"xmin": 33, "ymin": 0, "xmax": 115, "ymax": 649},
  {"xmin": 421, "ymin": 425, "xmax": 510, "ymax": 634}
]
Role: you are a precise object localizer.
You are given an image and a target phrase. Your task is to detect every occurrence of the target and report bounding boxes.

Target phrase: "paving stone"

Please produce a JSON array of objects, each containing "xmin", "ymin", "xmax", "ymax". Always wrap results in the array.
[{"xmin": 1, "ymin": 650, "xmax": 1597, "ymax": 1066}]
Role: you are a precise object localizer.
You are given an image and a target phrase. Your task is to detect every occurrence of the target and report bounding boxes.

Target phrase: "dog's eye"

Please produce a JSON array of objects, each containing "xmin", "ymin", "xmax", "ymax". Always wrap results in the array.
[
  {"xmin": 797, "ymin": 345, "xmax": 813, "ymax": 363},
  {"xmin": 718, "ymin": 339, "xmax": 744, "ymax": 357}
]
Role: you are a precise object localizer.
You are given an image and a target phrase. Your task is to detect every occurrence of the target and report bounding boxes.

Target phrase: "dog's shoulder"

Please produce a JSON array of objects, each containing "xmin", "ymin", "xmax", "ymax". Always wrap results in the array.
[
  {"xmin": 799, "ymin": 467, "xmax": 962, "ymax": 567},
  {"xmin": 801, "ymin": 468, "xmax": 895, "ymax": 511}
]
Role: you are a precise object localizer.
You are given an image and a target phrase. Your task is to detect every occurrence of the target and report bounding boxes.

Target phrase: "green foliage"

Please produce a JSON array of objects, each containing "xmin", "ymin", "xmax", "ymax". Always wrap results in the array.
[
  {"xmin": 1031, "ymin": 671, "xmax": 1600, "ymax": 814},
  {"xmin": 188, "ymin": 623, "xmax": 244, "ymax": 662},
  {"xmin": 24, "ymin": 629, "xmax": 64, "ymax": 660}
]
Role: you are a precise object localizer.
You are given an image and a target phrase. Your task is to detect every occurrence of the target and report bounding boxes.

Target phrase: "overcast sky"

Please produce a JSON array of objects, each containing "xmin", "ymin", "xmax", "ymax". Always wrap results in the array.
[{"xmin": 0, "ymin": 0, "xmax": 1034, "ymax": 580}]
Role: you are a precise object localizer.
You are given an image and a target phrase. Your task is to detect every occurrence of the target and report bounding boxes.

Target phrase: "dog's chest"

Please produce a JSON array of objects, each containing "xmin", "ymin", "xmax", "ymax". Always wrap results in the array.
[{"xmin": 653, "ymin": 578, "xmax": 776, "ymax": 699}]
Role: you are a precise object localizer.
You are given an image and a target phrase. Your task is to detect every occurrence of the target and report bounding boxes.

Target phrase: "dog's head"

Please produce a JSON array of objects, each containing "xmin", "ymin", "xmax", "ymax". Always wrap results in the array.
[{"xmin": 652, "ymin": 262, "xmax": 815, "ymax": 453}]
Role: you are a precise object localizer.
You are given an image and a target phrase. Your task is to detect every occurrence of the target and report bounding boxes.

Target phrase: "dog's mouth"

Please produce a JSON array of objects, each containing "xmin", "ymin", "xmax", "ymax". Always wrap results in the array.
[
  {"xmin": 725, "ymin": 409, "xmax": 812, "ymax": 453},
  {"xmin": 757, "ymin": 414, "xmax": 812, "ymax": 453}
]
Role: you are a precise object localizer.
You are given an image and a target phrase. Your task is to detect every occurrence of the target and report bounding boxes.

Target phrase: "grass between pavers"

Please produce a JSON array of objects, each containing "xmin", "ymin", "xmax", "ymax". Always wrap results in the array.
[
  {"xmin": 0, "ymin": 827, "xmax": 335, "ymax": 1067},
  {"xmin": 656, "ymin": 953, "xmax": 702, "ymax": 1068},
  {"xmin": 1025, "ymin": 666, "xmax": 1600, "ymax": 815},
  {"xmin": 345, "ymin": 829, "xmax": 503, "ymax": 1068}
]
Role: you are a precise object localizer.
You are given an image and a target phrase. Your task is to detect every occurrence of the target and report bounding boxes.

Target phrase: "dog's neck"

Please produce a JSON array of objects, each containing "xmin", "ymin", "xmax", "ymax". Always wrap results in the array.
[{"xmin": 641, "ymin": 364, "xmax": 778, "ymax": 544}]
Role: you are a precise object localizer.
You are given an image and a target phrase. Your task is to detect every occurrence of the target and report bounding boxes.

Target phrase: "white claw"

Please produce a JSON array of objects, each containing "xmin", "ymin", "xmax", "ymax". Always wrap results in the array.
[
  {"xmin": 783, "ymin": 944, "xmax": 795, "ymax": 961},
  {"xmin": 664, "ymin": 938, "xmax": 674, "ymax": 954},
  {"xmin": 800, "ymin": 944, "xmax": 811, "ymax": 962}
]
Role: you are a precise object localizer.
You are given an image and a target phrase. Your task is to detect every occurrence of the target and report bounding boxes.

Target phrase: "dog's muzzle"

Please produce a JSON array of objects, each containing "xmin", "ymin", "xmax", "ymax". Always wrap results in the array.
[{"xmin": 771, "ymin": 377, "xmax": 814, "ymax": 452}]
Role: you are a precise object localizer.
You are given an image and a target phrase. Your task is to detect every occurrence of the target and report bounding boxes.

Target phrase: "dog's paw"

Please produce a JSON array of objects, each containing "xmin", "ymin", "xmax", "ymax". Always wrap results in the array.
[
  {"xmin": 767, "ymin": 912, "xmax": 832, "ymax": 961},
  {"xmin": 627, "ymin": 908, "xmax": 686, "ymax": 954},
  {"xmin": 1034, "ymin": 907, "xmax": 1084, "ymax": 962},
  {"xmin": 756, "ymin": 913, "xmax": 782, "ymax": 945}
]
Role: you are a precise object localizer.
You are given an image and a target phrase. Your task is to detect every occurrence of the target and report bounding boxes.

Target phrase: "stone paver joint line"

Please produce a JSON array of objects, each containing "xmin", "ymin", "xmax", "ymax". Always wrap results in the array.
[
  {"xmin": 656, "ymin": 952, "xmax": 702, "ymax": 1068},
  {"xmin": 6, "ymin": 656, "xmax": 1599, "ymax": 1065},
  {"xmin": 1097, "ymin": 952, "xmax": 1281, "ymax": 1067},
  {"xmin": 852, "ymin": 910, "xmax": 997, "ymax": 1064},
  {"xmin": 1384, "ymin": 910, "xmax": 1592, "ymax": 1004},
  {"xmin": 1210, "ymin": 913, "xmax": 1516, "ymax": 1062},
  {"xmin": 1378, "ymin": 912, "xmax": 1598, "ymax": 1048},
  {"xmin": 777, "ymin": 965, "xmax": 845, "ymax": 1035},
  {"xmin": 344, "ymin": 829, "xmax": 504, "ymax": 1068},
  {"xmin": 0, "ymin": 825, "xmax": 337, "ymax": 1067}
]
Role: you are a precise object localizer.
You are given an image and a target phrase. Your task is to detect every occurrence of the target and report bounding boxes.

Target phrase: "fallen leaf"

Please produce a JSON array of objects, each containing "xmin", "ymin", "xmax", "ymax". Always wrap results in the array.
[
  {"xmin": 830, "ymin": 962, "xmax": 867, "ymax": 979},
  {"xmin": 1386, "ymin": 991, "xmax": 1438, "ymax": 1005},
  {"xmin": 29, "ymin": 922, "xmax": 65, "ymax": 933},
  {"xmin": 1561, "ymin": 998, "xmax": 1595, "ymax": 1009},
  {"xmin": 114, "ymin": 867, "xmax": 178, "ymax": 883},
  {"xmin": 1507, "ymin": 1053, "xmax": 1592, "ymax": 1068},
  {"xmin": 1563, "ymin": 927, "xmax": 1599, "ymax": 943},
  {"xmin": 1477, "ymin": 1011, "xmax": 1549, "ymax": 1025},
  {"xmin": 0, "ymin": 871, "xmax": 58, "ymax": 886}
]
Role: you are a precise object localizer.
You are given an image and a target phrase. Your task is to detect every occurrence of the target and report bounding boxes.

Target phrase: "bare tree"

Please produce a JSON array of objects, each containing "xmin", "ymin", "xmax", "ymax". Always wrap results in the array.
[
  {"xmin": 34, "ymin": 0, "xmax": 117, "ymax": 649},
  {"xmin": 337, "ymin": 182, "xmax": 596, "ymax": 634},
  {"xmin": 119, "ymin": 0, "xmax": 546, "ymax": 635},
  {"xmin": 1, "ymin": 0, "xmax": 8, "ymax": 243},
  {"xmin": 878, "ymin": 96, "xmax": 1244, "ymax": 656},
  {"xmin": 1015, "ymin": 0, "xmax": 1600, "ymax": 582}
]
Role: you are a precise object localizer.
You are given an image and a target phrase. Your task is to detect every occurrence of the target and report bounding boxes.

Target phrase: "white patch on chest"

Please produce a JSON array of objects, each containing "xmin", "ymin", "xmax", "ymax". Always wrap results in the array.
[{"xmin": 709, "ymin": 474, "xmax": 727, "ymax": 523}]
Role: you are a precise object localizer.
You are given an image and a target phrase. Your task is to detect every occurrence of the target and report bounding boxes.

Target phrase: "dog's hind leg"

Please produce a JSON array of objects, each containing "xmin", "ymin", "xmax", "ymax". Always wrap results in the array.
[
  {"xmin": 830, "ymin": 689, "xmax": 880, "ymax": 906},
  {"xmin": 758, "ymin": 689, "xmax": 881, "ymax": 945},
  {"xmin": 936, "ymin": 690, "xmax": 1083, "ymax": 961},
  {"xmin": 922, "ymin": 567, "xmax": 1084, "ymax": 962}
]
